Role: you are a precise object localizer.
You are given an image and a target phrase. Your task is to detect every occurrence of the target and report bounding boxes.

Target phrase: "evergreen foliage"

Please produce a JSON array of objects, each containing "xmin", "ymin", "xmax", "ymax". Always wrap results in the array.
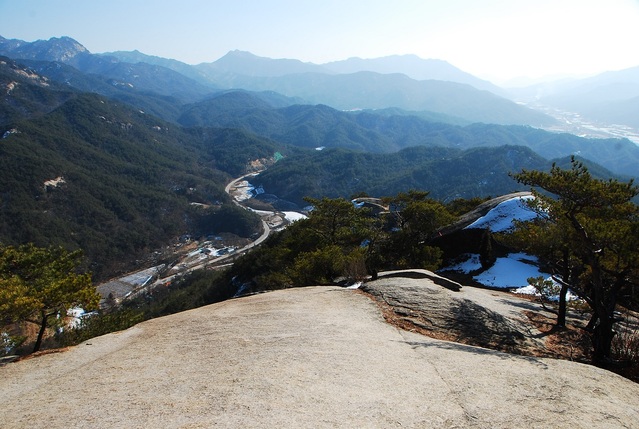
[
  {"xmin": 0, "ymin": 243, "xmax": 99, "ymax": 353},
  {"xmin": 510, "ymin": 158, "xmax": 639, "ymax": 364},
  {"xmin": 229, "ymin": 193, "xmax": 454, "ymax": 292},
  {"xmin": 0, "ymin": 94, "xmax": 268, "ymax": 280},
  {"xmin": 175, "ymin": 91, "xmax": 639, "ymax": 178},
  {"xmin": 256, "ymin": 145, "xmax": 549, "ymax": 205}
]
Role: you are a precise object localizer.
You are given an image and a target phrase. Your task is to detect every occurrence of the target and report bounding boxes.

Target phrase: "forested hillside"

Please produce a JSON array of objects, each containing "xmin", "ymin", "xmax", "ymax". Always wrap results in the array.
[
  {"xmin": 177, "ymin": 91, "xmax": 639, "ymax": 178},
  {"xmin": 1, "ymin": 38, "xmax": 636, "ymax": 283},
  {"xmin": 0, "ymin": 93, "xmax": 279, "ymax": 279},
  {"xmin": 254, "ymin": 145, "xmax": 550, "ymax": 206},
  {"xmin": 0, "ymin": 56, "xmax": 76, "ymax": 124}
]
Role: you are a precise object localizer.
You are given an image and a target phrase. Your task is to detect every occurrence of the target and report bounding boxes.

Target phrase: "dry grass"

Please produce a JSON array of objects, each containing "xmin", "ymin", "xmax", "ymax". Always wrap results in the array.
[{"xmin": 522, "ymin": 310, "xmax": 591, "ymax": 362}]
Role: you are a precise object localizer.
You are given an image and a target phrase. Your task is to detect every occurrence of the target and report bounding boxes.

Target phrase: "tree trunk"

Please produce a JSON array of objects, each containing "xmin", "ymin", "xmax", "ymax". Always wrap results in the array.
[
  {"xmin": 554, "ymin": 248, "xmax": 572, "ymax": 328},
  {"xmin": 556, "ymin": 282, "xmax": 568, "ymax": 328},
  {"xmin": 585, "ymin": 311, "xmax": 598, "ymax": 332},
  {"xmin": 567, "ymin": 214, "xmax": 616, "ymax": 364},
  {"xmin": 592, "ymin": 313, "xmax": 614, "ymax": 364},
  {"xmin": 32, "ymin": 310, "xmax": 48, "ymax": 353},
  {"xmin": 589, "ymin": 265, "xmax": 617, "ymax": 364}
]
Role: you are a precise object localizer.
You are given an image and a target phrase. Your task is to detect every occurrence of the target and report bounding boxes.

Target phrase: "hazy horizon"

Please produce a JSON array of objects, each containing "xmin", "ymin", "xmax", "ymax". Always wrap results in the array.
[{"xmin": 1, "ymin": 0, "xmax": 638, "ymax": 84}]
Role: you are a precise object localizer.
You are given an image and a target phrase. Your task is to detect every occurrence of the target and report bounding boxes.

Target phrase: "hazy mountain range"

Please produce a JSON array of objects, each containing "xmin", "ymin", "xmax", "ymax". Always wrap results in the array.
[
  {"xmin": 0, "ymin": 35, "xmax": 549, "ymax": 126},
  {"xmin": 4, "ymin": 35, "xmax": 637, "ymax": 131},
  {"xmin": 1, "ymin": 34, "xmax": 638, "ymax": 279}
]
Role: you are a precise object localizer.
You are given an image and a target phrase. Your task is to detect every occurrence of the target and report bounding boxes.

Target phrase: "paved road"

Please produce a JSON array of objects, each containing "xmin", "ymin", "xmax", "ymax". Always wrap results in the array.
[
  {"xmin": 151, "ymin": 174, "xmax": 273, "ymax": 285},
  {"xmin": 2, "ymin": 285, "xmax": 637, "ymax": 428}
]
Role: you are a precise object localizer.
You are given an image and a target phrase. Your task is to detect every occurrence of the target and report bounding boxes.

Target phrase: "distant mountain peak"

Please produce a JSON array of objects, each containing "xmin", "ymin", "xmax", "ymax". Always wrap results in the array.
[
  {"xmin": 0, "ymin": 35, "xmax": 89, "ymax": 63},
  {"xmin": 34, "ymin": 36, "xmax": 88, "ymax": 60},
  {"xmin": 227, "ymin": 49, "xmax": 259, "ymax": 57},
  {"xmin": 198, "ymin": 50, "xmax": 329, "ymax": 77}
]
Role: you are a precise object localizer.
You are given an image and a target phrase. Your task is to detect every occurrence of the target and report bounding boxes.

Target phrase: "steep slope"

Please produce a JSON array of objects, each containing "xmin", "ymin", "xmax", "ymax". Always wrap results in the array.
[
  {"xmin": 457, "ymin": 123, "xmax": 639, "ymax": 178},
  {"xmin": 18, "ymin": 58, "xmax": 185, "ymax": 122},
  {"xmin": 0, "ymin": 39, "xmax": 554, "ymax": 126},
  {"xmin": 0, "ymin": 93, "xmax": 276, "ymax": 279},
  {"xmin": 101, "ymin": 49, "xmax": 212, "ymax": 85},
  {"xmin": 0, "ymin": 56, "xmax": 76, "ymax": 125},
  {"xmin": 178, "ymin": 91, "xmax": 468, "ymax": 152},
  {"xmin": 179, "ymin": 95, "xmax": 397, "ymax": 152},
  {"xmin": 0, "ymin": 35, "xmax": 89, "ymax": 63}
]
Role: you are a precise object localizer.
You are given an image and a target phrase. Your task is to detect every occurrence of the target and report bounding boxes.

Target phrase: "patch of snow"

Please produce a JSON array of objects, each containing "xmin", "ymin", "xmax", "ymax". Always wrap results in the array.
[
  {"xmin": 67, "ymin": 307, "xmax": 93, "ymax": 329},
  {"xmin": 514, "ymin": 278, "xmax": 580, "ymax": 301},
  {"xmin": 473, "ymin": 253, "xmax": 549, "ymax": 288},
  {"xmin": 234, "ymin": 181, "xmax": 256, "ymax": 201},
  {"xmin": 315, "ymin": 146, "xmax": 325, "ymax": 151},
  {"xmin": 441, "ymin": 253, "xmax": 482, "ymax": 274},
  {"xmin": 248, "ymin": 208, "xmax": 274, "ymax": 216},
  {"xmin": 283, "ymin": 211, "xmax": 307, "ymax": 222},
  {"xmin": 347, "ymin": 282, "xmax": 363, "ymax": 289},
  {"xmin": 514, "ymin": 285, "xmax": 539, "ymax": 295},
  {"xmin": 466, "ymin": 196, "xmax": 538, "ymax": 232}
]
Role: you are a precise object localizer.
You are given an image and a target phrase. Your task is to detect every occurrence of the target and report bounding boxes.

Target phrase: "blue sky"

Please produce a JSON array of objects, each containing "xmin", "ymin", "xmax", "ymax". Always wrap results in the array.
[{"xmin": 1, "ymin": 0, "xmax": 638, "ymax": 82}]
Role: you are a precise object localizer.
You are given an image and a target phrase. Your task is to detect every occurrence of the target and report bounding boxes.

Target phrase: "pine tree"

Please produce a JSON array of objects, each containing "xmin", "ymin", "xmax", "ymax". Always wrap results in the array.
[
  {"xmin": 0, "ymin": 244, "xmax": 99, "ymax": 353},
  {"xmin": 513, "ymin": 158, "xmax": 639, "ymax": 364}
]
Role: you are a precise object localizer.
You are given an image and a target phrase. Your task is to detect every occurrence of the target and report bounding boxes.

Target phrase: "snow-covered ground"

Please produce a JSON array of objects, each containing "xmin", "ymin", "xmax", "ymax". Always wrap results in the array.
[
  {"xmin": 442, "ymin": 253, "xmax": 483, "ymax": 273},
  {"xmin": 472, "ymin": 253, "xmax": 549, "ymax": 288},
  {"xmin": 442, "ymin": 195, "xmax": 579, "ymax": 300},
  {"xmin": 283, "ymin": 211, "xmax": 307, "ymax": 222},
  {"xmin": 233, "ymin": 180, "xmax": 257, "ymax": 201},
  {"xmin": 465, "ymin": 195, "xmax": 538, "ymax": 232},
  {"xmin": 443, "ymin": 195, "xmax": 550, "ymax": 289},
  {"xmin": 442, "ymin": 252, "xmax": 550, "ymax": 289}
]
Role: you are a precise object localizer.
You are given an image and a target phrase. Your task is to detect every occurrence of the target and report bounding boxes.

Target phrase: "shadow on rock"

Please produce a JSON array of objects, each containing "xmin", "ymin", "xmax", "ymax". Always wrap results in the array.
[{"xmin": 451, "ymin": 299, "xmax": 526, "ymax": 354}]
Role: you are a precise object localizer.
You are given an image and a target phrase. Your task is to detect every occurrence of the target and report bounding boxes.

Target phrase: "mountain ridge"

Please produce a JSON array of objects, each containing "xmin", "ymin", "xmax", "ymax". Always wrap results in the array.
[
  {"xmin": 0, "ymin": 36, "xmax": 555, "ymax": 126},
  {"xmin": 323, "ymin": 53, "xmax": 505, "ymax": 94}
]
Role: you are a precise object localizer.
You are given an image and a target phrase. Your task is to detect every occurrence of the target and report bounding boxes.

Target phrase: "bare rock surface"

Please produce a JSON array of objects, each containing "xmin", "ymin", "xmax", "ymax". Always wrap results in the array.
[
  {"xmin": 363, "ymin": 269, "xmax": 551, "ymax": 355},
  {"xmin": 1, "ymin": 285, "xmax": 638, "ymax": 428}
]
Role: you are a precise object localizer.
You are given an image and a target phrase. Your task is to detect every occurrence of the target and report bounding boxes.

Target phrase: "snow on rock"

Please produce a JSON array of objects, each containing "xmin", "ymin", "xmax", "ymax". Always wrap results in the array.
[
  {"xmin": 347, "ymin": 281, "xmax": 363, "ymax": 289},
  {"xmin": 465, "ymin": 195, "xmax": 537, "ymax": 232},
  {"xmin": 472, "ymin": 253, "xmax": 550, "ymax": 288}
]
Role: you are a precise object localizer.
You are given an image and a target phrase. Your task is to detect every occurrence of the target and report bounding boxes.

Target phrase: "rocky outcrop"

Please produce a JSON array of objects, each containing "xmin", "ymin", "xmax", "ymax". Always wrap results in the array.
[
  {"xmin": 363, "ymin": 269, "xmax": 548, "ymax": 355},
  {"xmin": 1, "ymin": 285, "xmax": 637, "ymax": 428}
]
